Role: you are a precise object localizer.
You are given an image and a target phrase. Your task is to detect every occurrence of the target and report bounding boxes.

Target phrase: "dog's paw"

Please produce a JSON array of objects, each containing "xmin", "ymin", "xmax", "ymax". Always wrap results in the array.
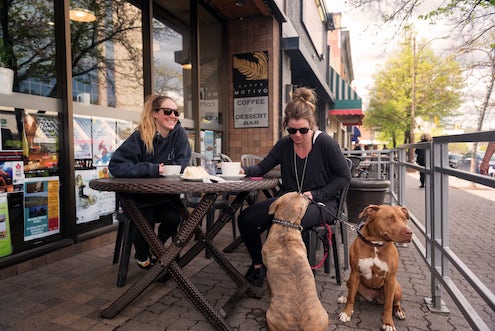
[
  {"xmin": 338, "ymin": 311, "xmax": 352, "ymax": 322},
  {"xmin": 337, "ymin": 296, "xmax": 347, "ymax": 304},
  {"xmin": 394, "ymin": 307, "xmax": 406, "ymax": 320},
  {"xmin": 381, "ymin": 324, "xmax": 396, "ymax": 331}
]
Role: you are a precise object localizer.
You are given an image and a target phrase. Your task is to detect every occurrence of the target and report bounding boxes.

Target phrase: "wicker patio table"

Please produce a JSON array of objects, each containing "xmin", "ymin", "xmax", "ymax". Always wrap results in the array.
[{"xmin": 89, "ymin": 176, "xmax": 280, "ymax": 331}]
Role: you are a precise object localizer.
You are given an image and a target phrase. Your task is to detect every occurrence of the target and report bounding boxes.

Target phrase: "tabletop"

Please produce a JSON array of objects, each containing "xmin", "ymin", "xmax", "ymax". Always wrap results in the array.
[{"xmin": 89, "ymin": 176, "xmax": 280, "ymax": 194}]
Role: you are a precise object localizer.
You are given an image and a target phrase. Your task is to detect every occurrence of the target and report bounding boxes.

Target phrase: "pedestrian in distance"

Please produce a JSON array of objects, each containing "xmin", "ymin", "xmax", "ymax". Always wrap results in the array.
[{"xmin": 415, "ymin": 133, "xmax": 432, "ymax": 188}]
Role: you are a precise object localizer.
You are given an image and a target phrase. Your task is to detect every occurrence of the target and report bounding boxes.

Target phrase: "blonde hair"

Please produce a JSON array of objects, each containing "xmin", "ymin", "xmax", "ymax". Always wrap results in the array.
[
  {"xmin": 283, "ymin": 87, "xmax": 318, "ymax": 130},
  {"xmin": 420, "ymin": 133, "xmax": 432, "ymax": 142},
  {"xmin": 136, "ymin": 95, "xmax": 175, "ymax": 154}
]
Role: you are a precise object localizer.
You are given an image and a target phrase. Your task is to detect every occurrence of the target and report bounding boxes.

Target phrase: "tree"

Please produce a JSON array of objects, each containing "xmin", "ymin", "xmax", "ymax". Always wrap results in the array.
[
  {"xmin": 346, "ymin": 0, "xmax": 495, "ymax": 44},
  {"xmin": 0, "ymin": 0, "xmax": 161, "ymax": 99},
  {"xmin": 364, "ymin": 35, "xmax": 464, "ymax": 152}
]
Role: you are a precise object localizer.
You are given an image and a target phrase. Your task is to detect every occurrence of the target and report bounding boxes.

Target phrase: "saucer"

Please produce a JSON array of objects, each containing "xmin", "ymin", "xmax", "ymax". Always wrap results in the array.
[{"xmin": 219, "ymin": 174, "xmax": 246, "ymax": 180}]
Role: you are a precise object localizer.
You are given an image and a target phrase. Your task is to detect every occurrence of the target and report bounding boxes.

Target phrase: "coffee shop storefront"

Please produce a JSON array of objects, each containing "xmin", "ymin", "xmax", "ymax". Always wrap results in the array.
[{"xmin": 0, "ymin": 0, "xmax": 335, "ymax": 273}]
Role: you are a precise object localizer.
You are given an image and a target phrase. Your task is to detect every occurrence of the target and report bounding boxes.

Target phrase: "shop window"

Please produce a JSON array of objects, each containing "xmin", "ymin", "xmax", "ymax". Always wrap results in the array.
[
  {"xmin": 70, "ymin": 1, "xmax": 143, "ymax": 111},
  {"xmin": 0, "ymin": 1, "xmax": 56, "ymax": 96},
  {"xmin": 152, "ymin": 18, "xmax": 188, "ymax": 119}
]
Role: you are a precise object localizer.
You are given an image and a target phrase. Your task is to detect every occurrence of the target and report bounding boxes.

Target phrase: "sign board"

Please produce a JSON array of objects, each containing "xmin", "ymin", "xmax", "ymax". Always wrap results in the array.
[{"xmin": 233, "ymin": 51, "xmax": 269, "ymax": 128}]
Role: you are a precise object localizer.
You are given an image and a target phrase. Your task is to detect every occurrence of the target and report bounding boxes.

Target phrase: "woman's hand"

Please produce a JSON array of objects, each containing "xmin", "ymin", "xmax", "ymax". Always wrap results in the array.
[
  {"xmin": 158, "ymin": 163, "xmax": 165, "ymax": 176},
  {"xmin": 303, "ymin": 191, "xmax": 313, "ymax": 200}
]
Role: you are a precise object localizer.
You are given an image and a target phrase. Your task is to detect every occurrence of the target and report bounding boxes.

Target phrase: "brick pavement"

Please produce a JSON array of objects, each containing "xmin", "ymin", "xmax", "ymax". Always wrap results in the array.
[{"xmin": 0, "ymin": 172, "xmax": 493, "ymax": 330}]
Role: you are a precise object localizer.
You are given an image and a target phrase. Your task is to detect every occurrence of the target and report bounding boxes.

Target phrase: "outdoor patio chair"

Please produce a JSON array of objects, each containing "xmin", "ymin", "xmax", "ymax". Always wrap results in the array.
[{"xmin": 302, "ymin": 157, "xmax": 353, "ymax": 285}]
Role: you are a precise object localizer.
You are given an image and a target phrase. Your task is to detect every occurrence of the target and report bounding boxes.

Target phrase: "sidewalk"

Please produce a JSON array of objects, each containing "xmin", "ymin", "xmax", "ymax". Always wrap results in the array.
[{"xmin": 0, "ymin": 173, "xmax": 493, "ymax": 330}]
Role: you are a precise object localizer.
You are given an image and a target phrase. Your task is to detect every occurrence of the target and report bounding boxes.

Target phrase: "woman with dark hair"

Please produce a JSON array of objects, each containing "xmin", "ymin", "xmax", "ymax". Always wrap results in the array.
[
  {"xmin": 109, "ymin": 95, "xmax": 191, "ymax": 269},
  {"xmin": 238, "ymin": 87, "xmax": 351, "ymax": 287}
]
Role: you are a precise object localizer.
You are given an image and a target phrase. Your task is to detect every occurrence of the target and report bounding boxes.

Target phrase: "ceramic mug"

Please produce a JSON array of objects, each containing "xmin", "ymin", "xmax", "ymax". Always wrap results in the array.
[
  {"xmin": 77, "ymin": 93, "xmax": 91, "ymax": 104},
  {"xmin": 221, "ymin": 162, "xmax": 241, "ymax": 176}
]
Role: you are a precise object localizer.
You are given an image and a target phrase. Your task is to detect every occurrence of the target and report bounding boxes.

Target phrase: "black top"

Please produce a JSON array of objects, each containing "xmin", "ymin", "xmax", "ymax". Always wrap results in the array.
[
  {"xmin": 108, "ymin": 122, "xmax": 191, "ymax": 178},
  {"xmin": 243, "ymin": 131, "xmax": 351, "ymax": 205}
]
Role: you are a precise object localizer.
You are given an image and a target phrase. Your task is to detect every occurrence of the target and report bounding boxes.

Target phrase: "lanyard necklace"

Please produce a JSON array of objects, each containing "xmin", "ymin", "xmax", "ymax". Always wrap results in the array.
[{"xmin": 294, "ymin": 149, "xmax": 308, "ymax": 193}]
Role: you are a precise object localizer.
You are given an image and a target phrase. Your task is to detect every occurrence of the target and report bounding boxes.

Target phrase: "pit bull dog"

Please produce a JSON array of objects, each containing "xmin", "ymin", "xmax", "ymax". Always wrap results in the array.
[
  {"xmin": 338, "ymin": 205, "xmax": 413, "ymax": 331},
  {"xmin": 262, "ymin": 192, "xmax": 329, "ymax": 331}
]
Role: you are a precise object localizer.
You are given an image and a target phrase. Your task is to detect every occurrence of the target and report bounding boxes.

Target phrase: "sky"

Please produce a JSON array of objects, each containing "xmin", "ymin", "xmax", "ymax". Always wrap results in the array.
[
  {"xmin": 324, "ymin": 1, "xmax": 495, "ymax": 130},
  {"xmin": 325, "ymin": 0, "xmax": 453, "ymax": 108}
]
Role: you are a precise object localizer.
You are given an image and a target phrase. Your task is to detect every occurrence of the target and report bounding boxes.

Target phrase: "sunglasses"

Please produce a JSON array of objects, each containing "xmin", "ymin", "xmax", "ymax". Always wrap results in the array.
[
  {"xmin": 157, "ymin": 107, "xmax": 180, "ymax": 117},
  {"xmin": 287, "ymin": 127, "xmax": 310, "ymax": 134}
]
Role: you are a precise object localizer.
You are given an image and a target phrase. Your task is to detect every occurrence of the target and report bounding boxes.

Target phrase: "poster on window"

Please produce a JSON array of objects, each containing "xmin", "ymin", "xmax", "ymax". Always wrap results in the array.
[
  {"xmin": 75, "ymin": 169, "xmax": 99, "ymax": 224},
  {"xmin": 0, "ymin": 151, "xmax": 24, "ymax": 192},
  {"xmin": 233, "ymin": 51, "xmax": 269, "ymax": 128},
  {"xmin": 23, "ymin": 113, "xmax": 59, "ymax": 171},
  {"xmin": 0, "ymin": 194, "xmax": 12, "ymax": 257},
  {"xmin": 92, "ymin": 118, "xmax": 116, "ymax": 166},
  {"xmin": 24, "ymin": 177, "xmax": 60, "ymax": 241},
  {"xmin": 74, "ymin": 116, "xmax": 93, "ymax": 159}
]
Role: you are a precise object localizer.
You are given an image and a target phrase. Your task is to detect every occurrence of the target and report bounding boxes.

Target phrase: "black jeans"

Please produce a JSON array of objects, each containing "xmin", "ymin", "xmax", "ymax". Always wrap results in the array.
[
  {"xmin": 237, "ymin": 196, "xmax": 338, "ymax": 266},
  {"xmin": 131, "ymin": 195, "xmax": 181, "ymax": 261}
]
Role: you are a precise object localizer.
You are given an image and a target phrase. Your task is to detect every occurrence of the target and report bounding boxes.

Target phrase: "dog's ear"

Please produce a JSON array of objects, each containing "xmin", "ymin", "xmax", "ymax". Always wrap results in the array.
[
  {"xmin": 400, "ymin": 206, "xmax": 410, "ymax": 219},
  {"xmin": 359, "ymin": 204, "xmax": 380, "ymax": 218},
  {"xmin": 268, "ymin": 198, "xmax": 280, "ymax": 215}
]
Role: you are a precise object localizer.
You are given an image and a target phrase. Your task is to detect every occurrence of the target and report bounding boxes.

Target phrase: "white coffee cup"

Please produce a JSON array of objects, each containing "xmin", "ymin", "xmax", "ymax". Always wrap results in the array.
[
  {"xmin": 221, "ymin": 162, "xmax": 241, "ymax": 176},
  {"xmin": 77, "ymin": 93, "xmax": 91, "ymax": 104},
  {"xmin": 163, "ymin": 165, "xmax": 181, "ymax": 176}
]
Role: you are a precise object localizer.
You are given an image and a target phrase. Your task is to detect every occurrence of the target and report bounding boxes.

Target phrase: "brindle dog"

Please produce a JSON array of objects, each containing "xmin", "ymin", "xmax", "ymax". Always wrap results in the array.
[{"xmin": 262, "ymin": 192, "xmax": 329, "ymax": 331}]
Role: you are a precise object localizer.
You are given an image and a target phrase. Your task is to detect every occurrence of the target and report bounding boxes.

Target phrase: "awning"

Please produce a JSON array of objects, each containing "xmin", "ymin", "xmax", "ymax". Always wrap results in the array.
[
  {"xmin": 281, "ymin": 37, "xmax": 332, "ymax": 102},
  {"xmin": 328, "ymin": 68, "xmax": 364, "ymax": 126}
]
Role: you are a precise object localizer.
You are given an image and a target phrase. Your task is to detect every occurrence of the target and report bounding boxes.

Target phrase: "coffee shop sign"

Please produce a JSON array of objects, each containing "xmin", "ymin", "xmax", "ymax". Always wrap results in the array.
[{"xmin": 233, "ymin": 51, "xmax": 269, "ymax": 128}]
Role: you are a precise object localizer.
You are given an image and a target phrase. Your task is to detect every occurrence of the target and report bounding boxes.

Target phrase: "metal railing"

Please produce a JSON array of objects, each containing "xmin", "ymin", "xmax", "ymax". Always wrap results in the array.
[{"xmin": 344, "ymin": 131, "xmax": 495, "ymax": 331}]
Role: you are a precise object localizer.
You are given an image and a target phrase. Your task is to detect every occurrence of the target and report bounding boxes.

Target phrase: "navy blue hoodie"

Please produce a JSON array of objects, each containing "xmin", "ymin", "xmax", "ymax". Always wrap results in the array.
[{"xmin": 108, "ymin": 122, "xmax": 191, "ymax": 178}]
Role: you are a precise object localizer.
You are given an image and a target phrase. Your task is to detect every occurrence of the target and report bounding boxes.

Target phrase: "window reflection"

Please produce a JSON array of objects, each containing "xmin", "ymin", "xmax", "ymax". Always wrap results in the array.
[
  {"xmin": 0, "ymin": 0, "xmax": 56, "ymax": 96},
  {"xmin": 71, "ymin": 0, "xmax": 143, "ymax": 110},
  {"xmin": 199, "ymin": 6, "xmax": 222, "ymax": 127},
  {"xmin": 152, "ymin": 18, "xmax": 186, "ymax": 117}
]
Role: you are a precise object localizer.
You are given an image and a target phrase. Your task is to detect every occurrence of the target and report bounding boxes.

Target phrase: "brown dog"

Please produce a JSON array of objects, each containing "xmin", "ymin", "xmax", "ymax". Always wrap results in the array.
[
  {"xmin": 262, "ymin": 192, "xmax": 329, "ymax": 331},
  {"xmin": 338, "ymin": 205, "xmax": 413, "ymax": 331}
]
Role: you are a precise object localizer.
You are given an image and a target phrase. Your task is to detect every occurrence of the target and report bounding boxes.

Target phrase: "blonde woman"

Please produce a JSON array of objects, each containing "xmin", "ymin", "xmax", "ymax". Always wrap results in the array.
[{"xmin": 109, "ymin": 95, "xmax": 191, "ymax": 268}]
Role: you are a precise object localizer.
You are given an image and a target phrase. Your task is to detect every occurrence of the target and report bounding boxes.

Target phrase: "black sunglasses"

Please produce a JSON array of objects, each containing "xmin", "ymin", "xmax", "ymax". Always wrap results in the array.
[
  {"xmin": 287, "ymin": 127, "xmax": 310, "ymax": 134},
  {"xmin": 157, "ymin": 107, "xmax": 180, "ymax": 117}
]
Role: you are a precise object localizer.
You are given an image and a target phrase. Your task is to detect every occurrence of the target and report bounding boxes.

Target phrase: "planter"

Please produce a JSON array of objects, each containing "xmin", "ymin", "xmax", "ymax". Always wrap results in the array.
[
  {"xmin": 0, "ymin": 67, "xmax": 14, "ymax": 94},
  {"xmin": 346, "ymin": 178, "xmax": 390, "ymax": 223}
]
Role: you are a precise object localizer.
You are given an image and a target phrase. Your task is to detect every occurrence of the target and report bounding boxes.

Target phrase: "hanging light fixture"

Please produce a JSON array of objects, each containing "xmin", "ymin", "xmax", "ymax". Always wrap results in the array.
[
  {"xmin": 69, "ymin": 8, "xmax": 96, "ymax": 22},
  {"xmin": 182, "ymin": 61, "xmax": 192, "ymax": 70}
]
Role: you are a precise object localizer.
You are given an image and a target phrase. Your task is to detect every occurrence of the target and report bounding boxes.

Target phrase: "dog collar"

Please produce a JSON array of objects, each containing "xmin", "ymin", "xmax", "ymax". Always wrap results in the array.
[
  {"xmin": 272, "ymin": 219, "xmax": 303, "ymax": 231},
  {"xmin": 356, "ymin": 222, "xmax": 385, "ymax": 247}
]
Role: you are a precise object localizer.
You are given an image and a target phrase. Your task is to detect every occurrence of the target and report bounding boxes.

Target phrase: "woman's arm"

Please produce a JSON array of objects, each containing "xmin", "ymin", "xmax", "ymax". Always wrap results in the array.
[{"xmin": 108, "ymin": 132, "xmax": 159, "ymax": 178}]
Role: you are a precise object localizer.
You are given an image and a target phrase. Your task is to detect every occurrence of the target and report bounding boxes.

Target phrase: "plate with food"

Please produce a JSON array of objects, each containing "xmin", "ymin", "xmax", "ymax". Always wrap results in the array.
[{"xmin": 181, "ymin": 166, "xmax": 209, "ymax": 181}]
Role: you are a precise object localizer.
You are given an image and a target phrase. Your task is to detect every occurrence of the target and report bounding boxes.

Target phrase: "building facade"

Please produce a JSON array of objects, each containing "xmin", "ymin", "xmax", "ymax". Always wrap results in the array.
[{"xmin": 0, "ymin": 0, "xmax": 358, "ymax": 272}]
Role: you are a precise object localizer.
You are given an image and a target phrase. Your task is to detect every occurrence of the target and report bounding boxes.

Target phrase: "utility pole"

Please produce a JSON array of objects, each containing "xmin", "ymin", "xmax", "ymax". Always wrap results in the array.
[{"xmin": 410, "ymin": 36, "xmax": 417, "ymax": 163}]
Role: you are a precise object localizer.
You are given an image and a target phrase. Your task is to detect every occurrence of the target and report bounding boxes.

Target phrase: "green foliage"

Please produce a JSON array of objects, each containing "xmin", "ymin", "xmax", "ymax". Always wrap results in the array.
[{"xmin": 363, "ymin": 36, "xmax": 464, "ymax": 146}]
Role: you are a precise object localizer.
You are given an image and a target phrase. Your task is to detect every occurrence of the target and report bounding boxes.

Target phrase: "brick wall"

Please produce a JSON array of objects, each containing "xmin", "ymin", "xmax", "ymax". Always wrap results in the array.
[{"xmin": 226, "ymin": 16, "xmax": 281, "ymax": 161}]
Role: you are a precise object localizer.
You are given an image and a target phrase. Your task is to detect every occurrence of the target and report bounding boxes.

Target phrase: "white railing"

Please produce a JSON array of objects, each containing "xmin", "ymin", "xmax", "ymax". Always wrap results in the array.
[{"xmin": 344, "ymin": 130, "xmax": 495, "ymax": 331}]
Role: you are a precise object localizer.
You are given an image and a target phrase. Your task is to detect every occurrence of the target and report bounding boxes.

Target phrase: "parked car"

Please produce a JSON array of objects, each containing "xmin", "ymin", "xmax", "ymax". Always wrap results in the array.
[
  {"xmin": 458, "ymin": 151, "xmax": 495, "ymax": 175},
  {"xmin": 448, "ymin": 154, "xmax": 462, "ymax": 168}
]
